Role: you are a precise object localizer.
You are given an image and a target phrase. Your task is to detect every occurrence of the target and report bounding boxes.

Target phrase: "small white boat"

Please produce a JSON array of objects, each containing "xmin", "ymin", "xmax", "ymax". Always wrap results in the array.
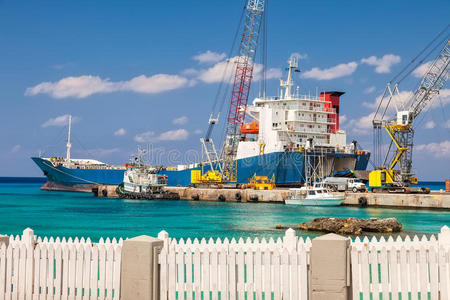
[{"xmin": 285, "ymin": 185, "xmax": 345, "ymax": 206}]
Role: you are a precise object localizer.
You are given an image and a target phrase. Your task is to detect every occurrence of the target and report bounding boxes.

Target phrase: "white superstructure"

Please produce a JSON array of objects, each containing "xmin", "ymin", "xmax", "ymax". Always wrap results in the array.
[{"xmin": 236, "ymin": 58, "xmax": 352, "ymax": 160}]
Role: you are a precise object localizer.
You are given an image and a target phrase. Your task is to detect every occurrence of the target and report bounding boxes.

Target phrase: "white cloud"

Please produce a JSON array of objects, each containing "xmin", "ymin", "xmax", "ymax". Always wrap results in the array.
[
  {"xmin": 197, "ymin": 56, "xmax": 281, "ymax": 83},
  {"xmin": 364, "ymin": 86, "xmax": 376, "ymax": 94},
  {"xmin": 172, "ymin": 116, "xmax": 188, "ymax": 125},
  {"xmin": 42, "ymin": 114, "xmax": 78, "ymax": 128},
  {"xmin": 158, "ymin": 129, "xmax": 189, "ymax": 141},
  {"xmin": 412, "ymin": 61, "xmax": 433, "ymax": 78},
  {"xmin": 361, "ymin": 54, "xmax": 401, "ymax": 73},
  {"xmin": 10, "ymin": 145, "xmax": 21, "ymax": 153},
  {"xmin": 415, "ymin": 140, "xmax": 450, "ymax": 158},
  {"xmin": 289, "ymin": 52, "xmax": 308, "ymax": 61},
  {"xmin": 26, "ymin": 74, "xmax": 189, "ymax": 99},
  {"xmin": 339, "ymin": 115, "xmax": 347, "ymax": 124},
  {"xmin": 193, "ymin": 50, "xmax": 227, "ymax": 64},
  {"xmin": 424, "ymin": 121, "xmax": 436, "ymax": 129},
  {"xmin": 134, "ymin": 129, "xmax": 189, "ymax": 143},
  {"xmin": 194, "ymin": 129, "xmax": 203, "ymax": 135},
  {"xmin": 134, "ymin": 131, "xmax": 156, "ymax": 143},
  {"xmin": 301, "ymin": 61, "xmax": 358, "ymax": 80},
  {"xmin": 114, "ymin": 128, "xmax": 126, "ymax": 136}
]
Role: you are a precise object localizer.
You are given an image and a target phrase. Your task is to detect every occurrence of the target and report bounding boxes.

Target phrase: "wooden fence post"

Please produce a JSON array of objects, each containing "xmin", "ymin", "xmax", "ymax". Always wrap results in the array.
[
  {"xmin": 21, "ymin": 228, "xmax": 34, "ymax": 248},
  {"xmin": 283, "ymin": 228, "xmax": 298, "ymax": 251},
  {"xmin": 120, "ymin": 235, "xmax": 163, "ymax": 300},
  {"xmin": 438, "ymin": 225, "xmax": 450, "ymax": 247},
  {"xmin": 310, "ymin": 233, "xmax": 351, "ymax": 300}
]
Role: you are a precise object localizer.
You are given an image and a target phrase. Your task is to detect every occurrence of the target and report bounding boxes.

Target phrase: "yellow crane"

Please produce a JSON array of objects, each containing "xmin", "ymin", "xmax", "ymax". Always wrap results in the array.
[{"xmin": 370, "ymin": 35, "xmax": 449, "ymax": 193}]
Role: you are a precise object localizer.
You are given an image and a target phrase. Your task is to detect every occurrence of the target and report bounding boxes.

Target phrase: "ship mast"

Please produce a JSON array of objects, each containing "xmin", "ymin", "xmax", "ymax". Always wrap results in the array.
[
  {"xmin": 66, "ymin": 115, "xmax": 72, "ymax": 161},
  {"xmin": 280, "ymin": 57, "xmax": 298, "ymax": 99}
]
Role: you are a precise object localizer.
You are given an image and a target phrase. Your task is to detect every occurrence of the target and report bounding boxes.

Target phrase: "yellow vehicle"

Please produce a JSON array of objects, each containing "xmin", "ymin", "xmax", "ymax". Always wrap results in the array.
[
  {"xmin": 191, "ymin": 170, "xmax": 222, "ymax": 184},
  {"xmin": 247, "ymin": 173, "xmax": 276, "ymax": 190}
]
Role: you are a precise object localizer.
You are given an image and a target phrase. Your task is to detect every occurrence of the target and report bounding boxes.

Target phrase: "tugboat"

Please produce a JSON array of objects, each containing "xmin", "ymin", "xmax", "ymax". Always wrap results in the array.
[{"xmin": 116, "ymin": 148, "xmax": 180, "ymax": 200}]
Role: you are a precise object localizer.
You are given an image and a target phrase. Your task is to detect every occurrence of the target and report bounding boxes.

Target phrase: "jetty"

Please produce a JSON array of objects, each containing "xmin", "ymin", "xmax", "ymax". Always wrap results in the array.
[{"xmin": 93, "ymin": 184, "xmax": 450, "ymax": 209}]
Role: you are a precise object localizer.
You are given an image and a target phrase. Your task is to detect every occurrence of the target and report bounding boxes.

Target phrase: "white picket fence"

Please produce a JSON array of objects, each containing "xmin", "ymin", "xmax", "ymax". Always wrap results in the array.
[
  {"xmin": 0, "ymin": 228, "xmax": 122, "ymax": 300},
  {"xmin": 157, "ymin": 229, "xmax": 311, "ymax": 300},
  {"xmin": 351, "ymin": 226, "xmax": 450, "ymax": 300},
  {"xmin": 2, "ymin": 226, "xmax": 450, "ymax": 300}
]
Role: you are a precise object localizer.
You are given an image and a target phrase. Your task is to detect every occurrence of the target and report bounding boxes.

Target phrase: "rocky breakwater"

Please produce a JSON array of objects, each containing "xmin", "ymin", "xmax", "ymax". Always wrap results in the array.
[{"xmin": 277, "ymin": 217, "xmax": 402, "ymax": 235}]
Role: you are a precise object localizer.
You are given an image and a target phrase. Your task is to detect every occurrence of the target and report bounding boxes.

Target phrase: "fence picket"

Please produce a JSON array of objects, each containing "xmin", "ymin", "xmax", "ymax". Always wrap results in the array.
[
  {"xmin": 350, "ymin": 247, "xmax": 360, "ymax": 300},
  {"xmin": 47, "ymin": 245, "xmax": 55, "ymax": 300},
  {"xmin": 54, "ymin": 245, "xmax": 62, "ymax": 300},
  {"xmin": 228, "ymin": 250, "xmax": 236, "ymax": 300},
  {"xmin": 236, "ymin": 250, "xmax": 244, "ymax": 300},
  {"xmin": 272, "ymin": 250, "xmax": 281, "ymax": 300},
  {"xmin": 167, "ymin": 247, "xmax": 176, "ymax": 300},
  {"xmin": 90, "ymin": 246, "xmax": 99, "ymax": 300},
  {"xmin": 379, "ymin": 246, "xmax": 388, "ymax": 300},
  {"xmin": 254, "ymin": 249, "xmax": 262, "ymax": 300},
  {"xmin": 410, "ymin": 246, "xmax": 418, "ymax": 300},
  {"xmin": 82, "ymin": 245, "xmax": 90, "ymax": 300},
  {"xmin": 159, "ymin": 248, "xmax": 168, "ymax": 300},
  {"xmin": 281, "ymin": 248, "xmax": 289, "ymax": 300},
  {"xmin": 210, "ymin": 249, "xmax": 218, "ymax": 300},
  {"xmin": 0, "ymin": 244, "xmax": 6, "ymax": 298},
  {"xmin": 18, "ymin": 244, "xmax": 26, "ymax": 300},
  {"xmin": 264, "ymin": 250, "xmax": 271, "ymax": 300},
  {"xmin": 112, "ymin": 245, "xmax": 121, "ymax": 299},
  {"xmin": 185, "ymin": 249, "xmax": 193, "ymax": 300},
  {"xmin": 105, "ymin": 245, "xmax": 114, "ymax": 300},
  {"xmin": 201, "ymin": 250, "xmax": 210, "ymax": 300},
  {"xmin": 39, "ymin": 245, "xmax": 47, "ymax": 300},
  {"xmin": 439, "ymin": 246, "xmax": 449, "ymax": 300},
  {"xmin": 176, "ymin": 247, "xmax": 184, "ymax": 300},
  {"xmin": 399, "ymin": 246, "xmax": 408, "ymax": 300},
  {"xmin": 429, "ymin": 246, "xmax": 438, "ymax": 300},
  {"xmin": 245, "ymin": 250, "xmax": 254, "ymax": 299},
  {"xmin": 12, "ymin": 245, "xmax": 19, "ymax": 300},
  {"xmin": 193, "ymin": 249, "xmax": 201, "ymax": 300}
]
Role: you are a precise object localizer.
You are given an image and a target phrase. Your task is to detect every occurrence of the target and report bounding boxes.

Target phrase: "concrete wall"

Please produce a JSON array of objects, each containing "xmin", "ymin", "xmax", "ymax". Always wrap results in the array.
[{"xmin": 94, "ymin": 184, "xmax": 450, "ymax": 209}]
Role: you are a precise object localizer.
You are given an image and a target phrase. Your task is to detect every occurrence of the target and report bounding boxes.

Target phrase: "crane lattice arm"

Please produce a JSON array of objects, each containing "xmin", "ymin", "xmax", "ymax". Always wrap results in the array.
[
  {"xmin": 222, "ymin": 0, "xmax": 265, "ymax": 182},
  {"xmin": 408, "ymin": 40, "xmax": 450, "ymax": 119}
]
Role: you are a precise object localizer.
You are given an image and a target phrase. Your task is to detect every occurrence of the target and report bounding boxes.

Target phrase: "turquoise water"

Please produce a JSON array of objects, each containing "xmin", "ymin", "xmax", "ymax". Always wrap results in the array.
[{"xmin": 0, "ymin": 180, "xmax": 449, "ymax": 241}]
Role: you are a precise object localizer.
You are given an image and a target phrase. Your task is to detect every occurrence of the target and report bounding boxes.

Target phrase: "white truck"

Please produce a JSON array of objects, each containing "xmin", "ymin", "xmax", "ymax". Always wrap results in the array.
[{"xmin": 323, "ymin": 177, "xmax": 367, "ymax": 192}]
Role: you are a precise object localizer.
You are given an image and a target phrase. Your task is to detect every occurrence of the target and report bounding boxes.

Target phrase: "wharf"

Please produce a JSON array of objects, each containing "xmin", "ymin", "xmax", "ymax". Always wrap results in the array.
[{"xmin": 93, "ymin": 184, "xmax": 450, "ymax": 209}]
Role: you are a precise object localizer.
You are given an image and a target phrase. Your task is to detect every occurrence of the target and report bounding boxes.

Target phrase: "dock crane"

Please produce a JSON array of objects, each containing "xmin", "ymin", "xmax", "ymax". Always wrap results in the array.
[
  {"xmin": 195, "ymin": 0, "xmax": 266, "ymax": 186},
  {"xmin": 370, "ymin": 37, "xmax": 449, "ymax": 193}
]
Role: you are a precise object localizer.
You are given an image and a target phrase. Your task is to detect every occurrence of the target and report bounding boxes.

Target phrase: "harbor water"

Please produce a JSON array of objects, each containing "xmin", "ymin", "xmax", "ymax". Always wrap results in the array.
[{"xmin": 0, "ymin": 178, "xmax": 448, "ymax": 241}]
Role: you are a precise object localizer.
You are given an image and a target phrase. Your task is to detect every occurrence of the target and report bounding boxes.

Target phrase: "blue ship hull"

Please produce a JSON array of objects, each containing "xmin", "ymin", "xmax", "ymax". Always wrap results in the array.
[
  {"xmin": 31, "ymin": 157, "xmax": 125, "ymax": 192},
  {"xmin": 160, "ymin": 151, "xmax": 370, "ymax": 187},
  {"xmin": 32, "ymin": 151, "xmax": 370, "ymax": 191}
]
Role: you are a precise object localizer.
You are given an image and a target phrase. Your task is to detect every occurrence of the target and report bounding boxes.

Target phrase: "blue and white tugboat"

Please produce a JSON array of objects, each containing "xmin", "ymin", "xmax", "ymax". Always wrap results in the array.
[{"xmin": 116, "ymin": 148, "xmax": 179, "ymax": 200}]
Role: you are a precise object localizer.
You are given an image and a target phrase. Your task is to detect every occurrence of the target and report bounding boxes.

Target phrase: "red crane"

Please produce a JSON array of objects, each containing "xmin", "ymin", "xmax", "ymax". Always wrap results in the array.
[{"xmin": 222, "ymin": 0, "xmax": 265, "ymax": 182}]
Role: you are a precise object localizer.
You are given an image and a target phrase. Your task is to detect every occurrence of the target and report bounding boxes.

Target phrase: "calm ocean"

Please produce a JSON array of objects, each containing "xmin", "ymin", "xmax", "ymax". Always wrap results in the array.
[{"xmin": 0, "ymin": 178, "xmax": 448, "ymax": 241}]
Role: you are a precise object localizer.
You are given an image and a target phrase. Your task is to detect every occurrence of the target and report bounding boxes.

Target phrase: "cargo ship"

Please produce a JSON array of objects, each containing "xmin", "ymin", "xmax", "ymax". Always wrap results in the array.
[
  {"xmin": 158, "ymin": 59, "xmax": 370, "ymax": 186},
  {"xmin": 32, "ymin": 60, "xmax": 370, "ymax": 191},
  {"xmin": 31, "ymin": 116, "xmax": 125, "ymax": 192}
]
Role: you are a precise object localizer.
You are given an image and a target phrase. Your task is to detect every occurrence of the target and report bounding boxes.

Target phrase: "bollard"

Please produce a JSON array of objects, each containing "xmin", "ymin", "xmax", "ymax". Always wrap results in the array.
[
  {"xmin": 310, "ymin": 233, "xmax": 351, "ymax": 300},
  {"xmin": 120, "ymin": 235, "xmax": 163, "ymax": 300}
]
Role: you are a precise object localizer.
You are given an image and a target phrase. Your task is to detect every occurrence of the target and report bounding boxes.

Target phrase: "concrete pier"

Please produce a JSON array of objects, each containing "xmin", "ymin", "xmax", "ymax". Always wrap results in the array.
[{"xmin": 93, "ymin": 184, "xmax": 450, "ymax": 209}]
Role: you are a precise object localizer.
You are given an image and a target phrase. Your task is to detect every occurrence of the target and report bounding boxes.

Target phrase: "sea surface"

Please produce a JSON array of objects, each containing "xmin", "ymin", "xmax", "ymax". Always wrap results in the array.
[{"xmin": 0, "ymin": 177, "xmax": 448, "ymax": 242}]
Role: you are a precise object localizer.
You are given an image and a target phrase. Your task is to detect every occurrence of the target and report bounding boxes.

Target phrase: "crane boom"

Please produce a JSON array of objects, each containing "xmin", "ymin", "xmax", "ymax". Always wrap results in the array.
[
  {"xmin": 409, "ymin": 40, "xmax": 450, "ymax": 119},
  {"xmin": 222, "ymin": 0, "xmax": 265, "ymax": 182}
]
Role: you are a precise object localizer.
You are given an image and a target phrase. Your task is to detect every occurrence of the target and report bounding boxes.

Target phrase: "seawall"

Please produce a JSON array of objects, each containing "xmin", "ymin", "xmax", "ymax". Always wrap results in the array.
[{"xmin": 93, "ymin": 184, "xmax": 450, "ymax": 209}]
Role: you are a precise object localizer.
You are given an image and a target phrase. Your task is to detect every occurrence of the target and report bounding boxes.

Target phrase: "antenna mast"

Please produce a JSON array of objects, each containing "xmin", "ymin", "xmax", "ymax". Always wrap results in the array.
[{"xmin": 66, "ymin": 115, "xmax": 72, "ymax": 161}]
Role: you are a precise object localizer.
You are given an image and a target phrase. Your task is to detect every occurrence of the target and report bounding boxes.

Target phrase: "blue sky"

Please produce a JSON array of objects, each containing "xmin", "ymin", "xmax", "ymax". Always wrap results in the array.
[{"xmin": 0, "ymin": 0, "xmax": 449, "ymax": 180}]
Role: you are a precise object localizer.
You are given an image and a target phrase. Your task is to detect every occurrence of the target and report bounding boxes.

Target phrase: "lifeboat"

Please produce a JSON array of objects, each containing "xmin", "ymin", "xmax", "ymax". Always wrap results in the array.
[{"xmin": 240, "ymin": 121, "xmax": 259, "ymax": 134}]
